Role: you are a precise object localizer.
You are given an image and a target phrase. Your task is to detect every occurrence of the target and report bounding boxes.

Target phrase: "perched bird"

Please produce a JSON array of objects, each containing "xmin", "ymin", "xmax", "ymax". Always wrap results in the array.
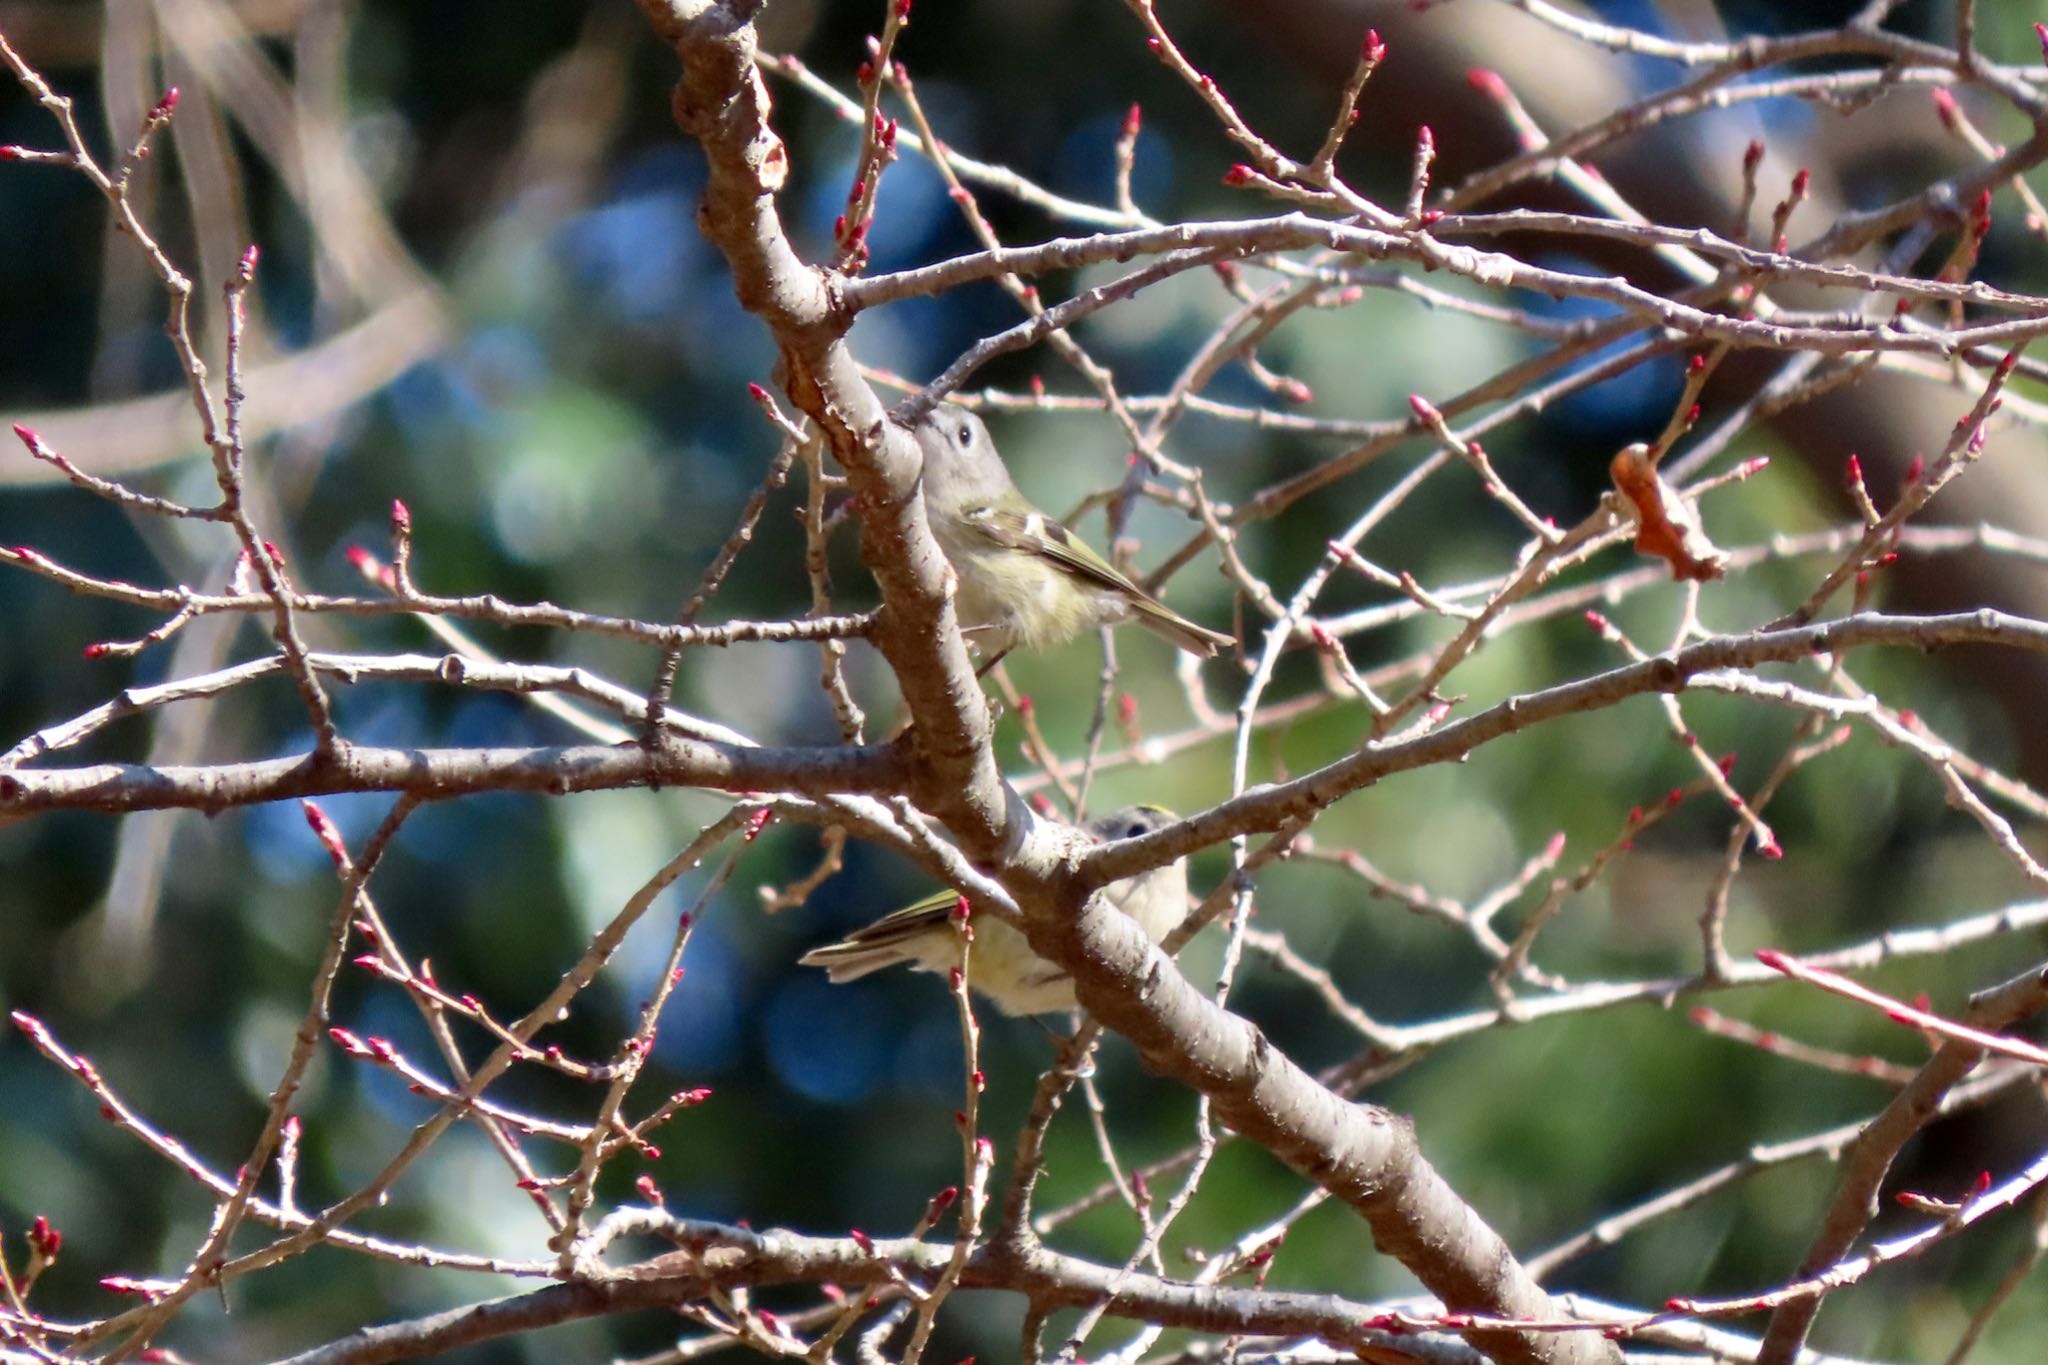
[
  {"xmin": 798, "ymin": 805, "xmax": 1187, "ymax": 1016},
  {"xmin": 913, "ymin": 403, "xmax": 1234, "ymax": 658}
]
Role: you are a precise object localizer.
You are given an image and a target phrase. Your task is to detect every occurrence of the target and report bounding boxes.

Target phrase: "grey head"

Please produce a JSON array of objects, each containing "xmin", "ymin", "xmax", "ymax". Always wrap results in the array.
[
  {"xmin": 913, "ymin": 402, "xmax": 1017, "ymax": 512},
  {"xmin": 1083, "ymin": 804, "xmax": 1178, "ymax": 842}
]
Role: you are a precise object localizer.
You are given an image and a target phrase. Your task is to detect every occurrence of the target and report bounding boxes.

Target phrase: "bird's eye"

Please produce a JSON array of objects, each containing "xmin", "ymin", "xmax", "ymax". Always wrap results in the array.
[
  {"xmin": 955, "ymin": 422, "xmax": 974, "ymax": 449},
  {"xmin": 1124, "ymin": 821, "xmax": 1146, "ymax": 839}
]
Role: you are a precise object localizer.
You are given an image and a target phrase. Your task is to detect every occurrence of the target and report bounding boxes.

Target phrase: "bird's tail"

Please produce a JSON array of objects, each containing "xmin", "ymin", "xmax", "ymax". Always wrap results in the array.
[
  {"xmin": 796, "ymin": 941, "xmax": 913, "ymax": 983},
  {"xmin": 798, "ymin": 891, "xmax": 958, "ymax": 982},
  {"xmin": 1131, "ymin": 595, "xmax": 1234, "ymax": 657}
]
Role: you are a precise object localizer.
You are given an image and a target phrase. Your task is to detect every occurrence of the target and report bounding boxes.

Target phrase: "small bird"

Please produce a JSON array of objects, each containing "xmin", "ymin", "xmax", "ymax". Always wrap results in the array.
[
  {"xmin": 913, "ymin": 404, "xmax": 1234, "ymax": 658},
  {"xmin": 798, "ymin": 804, "xmax": 1187, "ymax": 1016}
]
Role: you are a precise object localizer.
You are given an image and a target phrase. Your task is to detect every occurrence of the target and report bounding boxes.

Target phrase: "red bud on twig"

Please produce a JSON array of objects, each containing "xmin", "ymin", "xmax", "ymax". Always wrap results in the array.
[
  {"xmin": 302, "ymin": 800, "xmax": 348, "ymax": 867},
  {"xmin": 1931, "ymin": 87, "xmax": 1960, "ymax": 132}
]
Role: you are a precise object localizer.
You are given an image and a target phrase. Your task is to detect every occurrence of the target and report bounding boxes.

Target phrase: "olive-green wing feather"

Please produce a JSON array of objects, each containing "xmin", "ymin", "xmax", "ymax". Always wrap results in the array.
[
  {"xmin": 797, "ymin": 890, "xmax": 962, "ymax": 983},
  {"xmin": 827, "ymin": 889, "xmax": 960, "ymax": 946},
  {"xmin": 964, "ymin": 506, "xmax": 1234, "ymax": 657}
]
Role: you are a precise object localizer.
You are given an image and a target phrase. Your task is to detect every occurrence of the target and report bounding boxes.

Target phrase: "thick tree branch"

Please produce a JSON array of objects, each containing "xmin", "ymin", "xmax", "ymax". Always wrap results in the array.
[
  {"xmin": 1082, "ymin": 611, "xmax": 2048, "ymax": 887},
  {"xmin": 632, "ymin": 0, "xmax": 1008, "ymax": 856},
  {"xmin": 847, "ymin": 212, "xmax": 2048, "ymax": 319},
  {"xmin": 272, "ymin": 1214, "xmax": 1528, "ymax": 1365},
  {"xmin": 626, "ymin": 10, "xmax": 1619, "ymax": 1359},
  {"xmin": 1005, "ymin": 874, "xmax": 1616, "ymax": 1365},
  {"xmin": 0, "ymin": 739, "xmax": 907, "ymax": 816}
]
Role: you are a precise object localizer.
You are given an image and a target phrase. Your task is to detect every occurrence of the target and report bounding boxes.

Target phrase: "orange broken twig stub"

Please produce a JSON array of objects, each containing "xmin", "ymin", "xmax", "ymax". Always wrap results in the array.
[{"xmin": 1609, "ymin": 442, "xmax": 1727, "ymax": 582}]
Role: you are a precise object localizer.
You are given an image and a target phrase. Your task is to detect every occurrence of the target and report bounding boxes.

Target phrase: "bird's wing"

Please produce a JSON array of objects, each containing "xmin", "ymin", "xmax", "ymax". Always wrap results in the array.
[
  {"xmin": 964, "ymin": 506, "xmax": 1234, "ymax": 654},
  {"xmin": 964, "ymin": 505, "xmax": 1148, "ymax": 596},
  {"xmin": 831, "ymin": 889, "xmax": 961, "ymax": 946}
]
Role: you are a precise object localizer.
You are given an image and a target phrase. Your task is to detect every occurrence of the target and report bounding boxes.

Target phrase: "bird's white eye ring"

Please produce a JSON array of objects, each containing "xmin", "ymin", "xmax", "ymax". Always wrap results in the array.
[{"xmin": 956, "ymin": 422, "xmax": 973, "ymax": 448}]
